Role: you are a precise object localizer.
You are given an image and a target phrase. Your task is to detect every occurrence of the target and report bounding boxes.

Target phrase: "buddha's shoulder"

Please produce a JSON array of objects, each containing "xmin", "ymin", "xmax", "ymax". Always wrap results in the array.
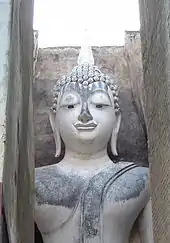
[
  {"xmin": 106, "ymin": 162, "xmax": 150, "ymax": 203},
  {"xmin": 35, "ymin": 164, "xmax": 83, "ymax": 187},
  {"xmin": 115, "ymin": 161, "xmax": 149, "ymax": 177},
  {"xmin": 35, "ymin": 164, "xmax": 59, "ymax": 174},
  {"xmin": 112, "ymin": 161, "xmax": 149, "ymax": 190},
  {"xmin": 35, "ymin": 164, "xmax": 67, "ymax": 187}
]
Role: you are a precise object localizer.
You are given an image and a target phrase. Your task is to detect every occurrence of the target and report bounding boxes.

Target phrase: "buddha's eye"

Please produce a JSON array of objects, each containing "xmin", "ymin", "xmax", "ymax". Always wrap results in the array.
[
  {"xmin": 67, "ymin": 105, "xmax": 75, "ymax": 109},
  {"xmin": 96, "ymin": 104, "xmax": 103, "ymax": 109},
  {"xmin": 95, "ymin": 104, "xmax": 109, "ymax": 109},
  {"xmin": 61, "ymin": 103, "xmax": 79, "ymax": 109}
]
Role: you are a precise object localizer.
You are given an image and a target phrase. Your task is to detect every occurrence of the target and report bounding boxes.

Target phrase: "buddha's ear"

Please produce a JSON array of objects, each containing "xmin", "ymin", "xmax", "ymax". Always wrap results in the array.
[
  {"xmin": 111, "ymin": 112, "xmax": 121, "ymax": 156},
  {"xmin": 49, "ymin": 110, "xmax": 61, "ymax": 158}
]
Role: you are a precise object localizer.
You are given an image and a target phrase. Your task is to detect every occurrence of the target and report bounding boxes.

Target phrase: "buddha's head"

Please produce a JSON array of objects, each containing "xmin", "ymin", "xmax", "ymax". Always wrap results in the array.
[{"xmin": 49, "ymin": 47, "xmax": 121, "ymax": 157}]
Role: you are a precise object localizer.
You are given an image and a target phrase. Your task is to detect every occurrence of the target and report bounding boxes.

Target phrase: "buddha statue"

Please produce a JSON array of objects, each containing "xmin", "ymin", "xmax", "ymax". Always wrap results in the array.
[{"xmin": 35, "ymin": 46, "xmax": 150, "ymax": 243}]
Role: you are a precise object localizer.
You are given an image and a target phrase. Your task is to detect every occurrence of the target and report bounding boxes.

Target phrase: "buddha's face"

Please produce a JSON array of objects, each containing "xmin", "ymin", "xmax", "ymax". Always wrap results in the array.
[{"xmin": 54, "ymin": 82, "xmax": 120, "ymax": 154}]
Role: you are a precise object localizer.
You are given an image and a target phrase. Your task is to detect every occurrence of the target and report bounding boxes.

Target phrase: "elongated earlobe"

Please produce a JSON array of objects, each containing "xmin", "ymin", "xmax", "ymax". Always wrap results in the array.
[
  {"xmin": 111, "ymin": 113, "xmax": 121, "ymax": 156},
  {"xmin": 49, "ymin": 110, "xmax": 61, "ymax": 158}
]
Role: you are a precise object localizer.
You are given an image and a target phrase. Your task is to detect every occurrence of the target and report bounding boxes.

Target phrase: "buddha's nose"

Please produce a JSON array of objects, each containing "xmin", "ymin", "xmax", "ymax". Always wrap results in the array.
[{"xmin": 78, "ymin": 109, "xmax": 93, "ymax": 123}]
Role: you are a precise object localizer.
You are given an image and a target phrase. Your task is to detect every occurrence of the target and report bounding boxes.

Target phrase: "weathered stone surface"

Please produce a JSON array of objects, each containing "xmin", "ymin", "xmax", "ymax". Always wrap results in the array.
[
  {"xmin": 0, "ymin": 1, "xmax": 11, "ymax": 241},
  {"xmin": 139, "ymin": 0, "xmax": 170, "ymax": 242},
  {"xmin": 34, "ymin": 42, "xmax": 148, "ymax": 167},
  {"xmin": 2, "ymin": 0, "xmax": 34, "ymax": 242},
  {"xmin": 0, "ymin": 0, "xmax": 10, "ymax": 183}
]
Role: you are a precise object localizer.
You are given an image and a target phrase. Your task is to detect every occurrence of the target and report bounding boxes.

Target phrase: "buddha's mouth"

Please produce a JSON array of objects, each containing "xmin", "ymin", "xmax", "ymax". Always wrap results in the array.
[{"xmin": 74, "ymin": 121, "xmax": 97, "ymax": 131}]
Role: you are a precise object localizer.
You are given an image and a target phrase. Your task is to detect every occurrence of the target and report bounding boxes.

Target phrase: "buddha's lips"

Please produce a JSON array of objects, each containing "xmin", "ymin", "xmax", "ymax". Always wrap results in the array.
[{"xmin": 74, "ymin": 122, "xmax": 97, "ymax": 130}]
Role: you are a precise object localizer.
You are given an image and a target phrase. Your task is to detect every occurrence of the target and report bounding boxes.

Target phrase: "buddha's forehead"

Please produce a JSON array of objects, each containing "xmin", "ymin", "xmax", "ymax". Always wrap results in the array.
[{"xmin": 62, "ymin": 81, "xmax": 109, "ymax": 98}]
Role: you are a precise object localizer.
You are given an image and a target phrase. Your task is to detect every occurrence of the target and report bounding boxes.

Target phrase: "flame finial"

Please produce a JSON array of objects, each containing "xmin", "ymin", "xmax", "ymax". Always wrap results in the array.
[{"xmin": 77, "ymin": 45, "xmax": 94, "ymax": 65}]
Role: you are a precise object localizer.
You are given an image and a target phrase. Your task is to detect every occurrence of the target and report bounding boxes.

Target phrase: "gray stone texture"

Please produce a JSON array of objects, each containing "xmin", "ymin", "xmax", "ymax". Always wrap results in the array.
[
  {"xmin": 34, "ymin": 34, "xmax": 148, "ymax": 167},
  {"xmin": 2, "ymin": 0, "xmax": 34, "ymax": 242},
  {"xmin": 139, "ymin": 0, "xmax": 170, "ymax": 242}
]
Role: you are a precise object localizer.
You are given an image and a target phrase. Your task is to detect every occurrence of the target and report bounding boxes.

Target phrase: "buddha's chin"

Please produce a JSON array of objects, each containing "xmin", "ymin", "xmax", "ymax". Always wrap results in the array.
[{"xmin": 76, "ymin": 129, "xmax": 98, "ymax": 142}]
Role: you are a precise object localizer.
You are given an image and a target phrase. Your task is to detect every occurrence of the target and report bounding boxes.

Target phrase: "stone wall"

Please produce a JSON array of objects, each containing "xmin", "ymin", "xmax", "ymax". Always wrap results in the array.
[
  {"xmin": 0, "ymin": 0, "xmax": 10, "ymax": 183},
  {"xmin": 34, "ymin": 33, "xmax": 148, "ymax": 167},
  {"xmin": 139, "ymin": 0, "xmax": 170, "ymax": 242},
  {"xmin": 0, "ymin": 0, "xmax": 11, "ymax": 237},
  {"xmin": 2, "ymin": 0, "xmax": 34, "ymax": 242},
  {"xmin": 124, "ymin": 31, "xmax": 147, "ymax": 135}
]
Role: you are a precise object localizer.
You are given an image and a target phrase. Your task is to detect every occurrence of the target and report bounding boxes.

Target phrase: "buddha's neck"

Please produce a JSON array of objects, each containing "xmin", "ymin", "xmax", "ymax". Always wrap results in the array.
[{"xmin": 60, "ymin": 148, "xmax": 112, "ymax": 169}]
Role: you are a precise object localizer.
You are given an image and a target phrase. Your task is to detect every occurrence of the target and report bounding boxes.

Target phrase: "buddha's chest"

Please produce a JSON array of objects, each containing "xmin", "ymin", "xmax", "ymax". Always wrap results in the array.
[
  {"xmin": 36, "ymin": 167, "xmax": 90, "ymax": 207},
  {"xmin": 35, "ymin": 201, "xmax": 132, "ymax": 243},
  {"xmin": 35, "ymin": 164, "xmax": 146, "ymax": 207},
  {"xmin": 35, "ymin": 164, "xmax": 147, "ymax": 243}
]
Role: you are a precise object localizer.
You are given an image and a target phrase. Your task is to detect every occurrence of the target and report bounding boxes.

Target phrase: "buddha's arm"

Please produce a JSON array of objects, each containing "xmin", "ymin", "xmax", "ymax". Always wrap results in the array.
[
  {"xmin": 129, "ymin": 180, "xmax": 153, "ymax": 243},
  {"xmin": 138, "ymin": 199, "xmax": 154, "ymax": 243},
  {"xmin": 126, "ymin": 166, "xmax": 152, "ymax": 243}
]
